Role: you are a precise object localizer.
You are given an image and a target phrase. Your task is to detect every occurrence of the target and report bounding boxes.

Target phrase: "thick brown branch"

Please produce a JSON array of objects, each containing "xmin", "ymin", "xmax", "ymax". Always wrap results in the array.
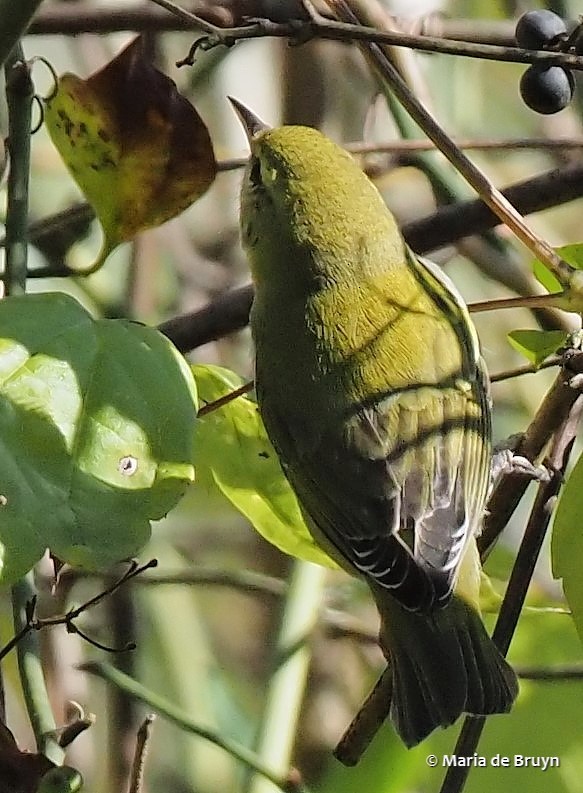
[
  {"xmin": 403, "ymin": 163, "xmax": 583, "ymax": 253},
  {"xmin": 158, "ymin": 285, "xmax": 254, "ymax": 351}
]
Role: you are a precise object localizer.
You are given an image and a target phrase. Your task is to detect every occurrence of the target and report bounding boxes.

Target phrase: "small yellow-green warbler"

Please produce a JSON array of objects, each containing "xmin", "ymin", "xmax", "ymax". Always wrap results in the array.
[{"xmin": 231, "ymin": 98, "xmax": 518, "ymax": 752}]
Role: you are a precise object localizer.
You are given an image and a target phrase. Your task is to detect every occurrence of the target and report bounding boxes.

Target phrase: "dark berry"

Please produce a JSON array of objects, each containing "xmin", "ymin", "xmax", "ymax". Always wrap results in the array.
[
  {"xmin": 515, "ymin": 10, "xmax": 567, "ymax": 49},
  {"xmin": 520, "ymin": 64, "xmax": 574, "ymax": 114}
]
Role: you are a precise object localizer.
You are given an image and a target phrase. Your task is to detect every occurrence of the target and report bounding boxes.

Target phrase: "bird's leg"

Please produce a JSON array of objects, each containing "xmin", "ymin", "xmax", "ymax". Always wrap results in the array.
[{"xmin": 489, "ymin": 433, "xmax": 550, "ymax": 497}]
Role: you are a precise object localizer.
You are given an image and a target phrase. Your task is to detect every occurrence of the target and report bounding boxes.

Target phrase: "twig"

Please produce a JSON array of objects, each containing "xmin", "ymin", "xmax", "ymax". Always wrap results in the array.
[
  {"xmin": 334, "ymin": 668, "xmax": 392, "ymax": 765},
  {"xmin": 27, "ymin": 1, "xmax": 240, "ymax": 34},
  {"xmin": 439, "ymin": 394, "xmax": 583, "ymax": 793},
  {"xmin": 18, "ymin": 5, "xmax": 516, "ymax": 46},
  {"xmin": 198, "ymin": 381, "xmax": 254, "ymax": 416},
  {"xmin": 58, "ymin": 566, "xmax": 288, "ymax": 598},
  {"xmin": 80, "ymin": 660, "xmax": 311, "ymax": 793},
  {"xmin": 404, "ymin": 162, "xmax": 583, "ymax": 253},
  {"xmin": 128, "ymin": 715, "xmax": 155, "ymax": 793},
  {"xmin": 4, "ymin": 45, "xmax": 34, "ymax": 296},
  {"xmin": 468, "ymin": 293, "xmax": 564, "ymax": 313},
  {"xmin": 490, "ymin": 357, "xmax": 561, "ymax": 383},
  {"xmin": 0, "ymin": 559, "xmax": 157, "ymax": 662},
  {"xmin": 172, "ymin": 2, "xmax": 583, "ymax": 71},
  {"xmin": 218, "ymin": 139, "xmax": 583, "ymax": 170},
  {"xmin": 516, "ymin": 664, "xmax": 583, "ymax": 680}
]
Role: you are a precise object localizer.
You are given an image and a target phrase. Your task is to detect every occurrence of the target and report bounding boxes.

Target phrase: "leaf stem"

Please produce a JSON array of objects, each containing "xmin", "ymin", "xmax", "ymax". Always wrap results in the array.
[
  {"xmin": 12, "ymin": 575, "xmax": 64, "ymax": 765},
  {"xmin": 248, "ymin": 561, "xmax": 327, "ymax": 793},
  {"xmin": 80, "ymin": 660, "xmax": 309, "ymax": 793}
]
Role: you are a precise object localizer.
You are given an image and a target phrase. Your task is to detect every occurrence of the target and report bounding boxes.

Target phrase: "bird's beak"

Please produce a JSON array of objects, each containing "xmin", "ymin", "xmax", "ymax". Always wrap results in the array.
[{"xmin": 228, "ymin": 97, "xmax": 271, "ymax": 142}]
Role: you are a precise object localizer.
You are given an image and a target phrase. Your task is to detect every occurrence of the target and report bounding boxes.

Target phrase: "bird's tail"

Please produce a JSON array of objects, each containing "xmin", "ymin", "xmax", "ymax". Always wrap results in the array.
[{"xmin": 375, "ymin": 592, "xmax": 518, "ymax": 748}]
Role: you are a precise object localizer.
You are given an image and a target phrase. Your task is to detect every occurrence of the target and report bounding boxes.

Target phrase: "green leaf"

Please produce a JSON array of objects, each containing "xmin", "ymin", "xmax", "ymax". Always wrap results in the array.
[
  {"xmin": 533, "ymin": 259, "xmax": 562, "ymax": 294},
  {"xmin": 507, "ymin": 329, "xmax": 568, "ymax": 366},
  {"xmin": 0, "ymin": 292, "xmax": 197, "ymax": 582},
  {"xmin": 559, "ymin": 243, "xmax": 583, "ymax": 270},
  {"xmin": 551, "ymin": 449, "xmax": 583, "ymax": 647},
  {"xmin": 192, "ymin": 364, "xmax": 336, "ymax": 569},
  {"xmin": 533, "ymin": 242, "xmax": 583, "ymax": 294}
]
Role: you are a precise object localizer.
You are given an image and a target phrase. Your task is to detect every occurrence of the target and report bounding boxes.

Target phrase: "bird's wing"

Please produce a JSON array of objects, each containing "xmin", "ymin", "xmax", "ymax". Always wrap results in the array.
[{"xmin": 261, "ymin": 370, "xmax": 490, "ymax": 612}]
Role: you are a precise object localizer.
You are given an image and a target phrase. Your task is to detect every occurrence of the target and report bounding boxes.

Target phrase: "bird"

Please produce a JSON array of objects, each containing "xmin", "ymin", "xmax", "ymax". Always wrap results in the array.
[{"xmin": 230, "ymin": 97, "xmax": 518, "ymax": 756}]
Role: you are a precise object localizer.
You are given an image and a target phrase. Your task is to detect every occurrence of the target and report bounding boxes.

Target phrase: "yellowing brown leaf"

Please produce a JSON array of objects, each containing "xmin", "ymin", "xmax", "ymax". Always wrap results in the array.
[{"xmin": 44, "ymin": 37, "xmax": 217, "ymax": 272}]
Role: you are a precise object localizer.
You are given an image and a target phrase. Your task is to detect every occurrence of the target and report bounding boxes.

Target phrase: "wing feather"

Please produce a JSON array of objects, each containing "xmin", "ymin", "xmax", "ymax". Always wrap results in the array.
[{"xmin": 254, "ymin": 249, "xmax": 491, "ymax": 613}]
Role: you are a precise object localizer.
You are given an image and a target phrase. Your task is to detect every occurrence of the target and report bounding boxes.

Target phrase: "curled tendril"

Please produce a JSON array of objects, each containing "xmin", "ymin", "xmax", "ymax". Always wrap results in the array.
[
  {"xmin": 176, "ymin": 31, "xmax": 239, "ymax": 67},
  {"xmin": 30, "ymin": 94, "xmax": 45, "ymax": 135},
  {"xmin": 27, "ymin": 55, "xmax": 59, "ymax": 102}
]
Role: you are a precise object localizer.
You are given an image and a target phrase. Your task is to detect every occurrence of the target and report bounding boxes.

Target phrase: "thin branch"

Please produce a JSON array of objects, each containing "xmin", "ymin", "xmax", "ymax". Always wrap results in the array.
[
  {"xmin": 439, "ymin": 395, "xmax": 583, "ymax": 793},
  {"xmin": 468, "ymin": 293, "xmax": 563, "ymax": 313},
  {"xmin": 490, "ymin": 357, "xmax": 561, "ymax": 383},
  {"xmin": 80, "ymin": 660, "xmax": 310, "ymax": 793},
  {"xmin": 217, "ymin": 136, "xmax": 583, "ymax": 174},
  {"xmin": 334, "ymin": 668, "xmax": 393, "ymax": 765},
  {"xmin": 173, "ymin": 4, "xmax": 583, "ymax": 71},
  {"xmin": 4, "ymin": 46, "xmax": 34, "ymax": 296},
  {"xmin": 27, "ymin": 1, "xmax": 237, "ymax": 34},
  {"xmin": 128, "ymin": 715, "xmax": 156, "ymax": 793},
  {"xmin": 198, "ymin": 381, "xmax": 254, "ymax": 416},
  {"xmin": 346, "ymin": 137, "xmax": 583, "ymax": 154},
  {"xmin": 0, "ymin": 559, "xmax": 157, "ymax": 662},
  {"xmin": 23, "ymin": 5, "xmax": 516, "ymax": 46},
  {"xmin": 516, "ymin": 664, "xmax": 583, "ymax": 680},
  {"xmin": 59, "ymin": 566, "xmax": 288, "ymax": 599},
  {"xmin": 61, "ymin": 560, "xmax": 157, "ymax": 624},
  {"xmin": 56, "ymin": 710, "xmax": 95, "ymax": 749}
]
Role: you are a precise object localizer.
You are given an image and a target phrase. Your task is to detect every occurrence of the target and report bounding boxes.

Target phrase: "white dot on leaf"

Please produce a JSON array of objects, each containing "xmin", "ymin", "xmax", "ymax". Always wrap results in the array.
[{"xmin": 119, "ymin": 456, "xmax": 138, "ymax": 476}]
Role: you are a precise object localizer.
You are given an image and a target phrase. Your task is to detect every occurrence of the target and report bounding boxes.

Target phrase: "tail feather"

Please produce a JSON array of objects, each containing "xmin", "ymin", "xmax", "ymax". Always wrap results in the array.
[
  {"xmin": 376, "ymin": 592, "xmax": 518, "ymax": 747},
  {"xmin": 464, "ymin": 616, "xmax": 517, "ymax": 714}
]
